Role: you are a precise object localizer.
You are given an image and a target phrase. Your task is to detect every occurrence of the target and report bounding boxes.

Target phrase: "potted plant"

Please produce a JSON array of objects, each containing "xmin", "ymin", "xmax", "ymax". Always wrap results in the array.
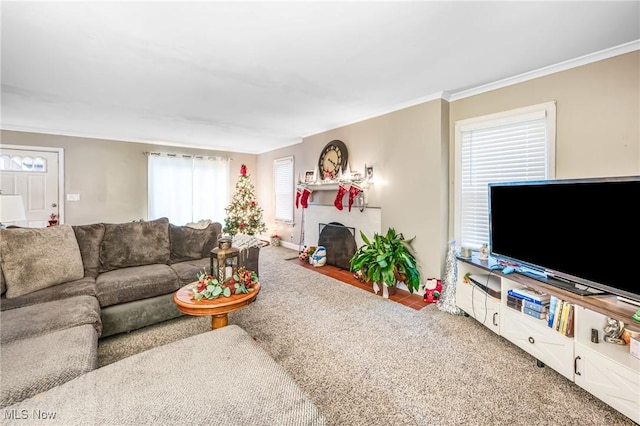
[
  {"xmin": 349, "ymin": 228, "xmax": 420, "ymax": 298},
  {"xmin": 270, "ymin": 233, "xmax": 281, "ymax": 247}
]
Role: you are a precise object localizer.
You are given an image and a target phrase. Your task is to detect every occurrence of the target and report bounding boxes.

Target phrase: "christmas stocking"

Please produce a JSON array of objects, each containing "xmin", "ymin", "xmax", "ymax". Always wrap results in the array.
[
  {"xmin": 300, "ymin": 187, "xmax": 312, "ymax": 208},
  {"xmin": 334, "ymin": 184, "xmax": 348, "ymax": 210},
  {"xmin": 295, "ymin": 186, "xmax": 304, "ymax": 209},
  {"xmin": 348, "ymin": 185, "xmax": 361, "ymax": 212}
]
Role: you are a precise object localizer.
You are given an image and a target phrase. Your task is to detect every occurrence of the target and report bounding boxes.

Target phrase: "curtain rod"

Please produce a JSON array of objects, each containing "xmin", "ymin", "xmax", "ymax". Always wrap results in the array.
[{"xmin": 143, "ymin": 151, "xmax": 232, "ymax": 161}]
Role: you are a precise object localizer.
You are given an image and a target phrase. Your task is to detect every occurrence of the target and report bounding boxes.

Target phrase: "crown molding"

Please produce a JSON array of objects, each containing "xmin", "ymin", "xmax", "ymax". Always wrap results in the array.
[
  {"xmin": 301, "ymin": 91, "xmax": 448, "ymax": 139},
  {"xmin": 448, "ymin": 40, "xmax": 640, "ymax": 102}
]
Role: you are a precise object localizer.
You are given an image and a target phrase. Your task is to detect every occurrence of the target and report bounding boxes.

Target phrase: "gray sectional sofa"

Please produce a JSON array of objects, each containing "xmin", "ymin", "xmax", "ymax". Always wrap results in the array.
[{"xmin": 0, "ymin": 218, "xmax": 262, "ymax": 409}]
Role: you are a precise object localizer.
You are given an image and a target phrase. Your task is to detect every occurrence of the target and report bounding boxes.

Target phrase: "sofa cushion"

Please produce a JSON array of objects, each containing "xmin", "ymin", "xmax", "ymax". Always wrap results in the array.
[
  {"xmin": 1, "ymin": 295, "xmax": 102, "ymax": 344},
  {"xmin": 0, "ymin": 277, "xmax": 96, "ymax": 312},
  {"xmin": 73, "ymin": 223, "xmax": 105, "ymax": 278},
  {"xmin": 0, "ymin": 225, "xmax": 85, "ymax": 299},
  {"xmin": 170, "ymin": 258, "xmax": 211, "ymax": 284},
  {"xmin": 99, "ymin": 218, "xmax": 171, "ymax": 272},
  {"xmin": 0, "ymin": 324, "xmax": 98, "ymax": 409},
  {"xmin": 170, "ymin": 222, "xmax": 221, "ymax": 263},
  {"xmin": 95, "ymin": 264, "xmax": 181, "ymax": 308},
  {"xmin": 0, "ymin": 267, "xmax": 5, "ymax": 296},
  {"xmin": 100, "ymin": 293, "xmax": 183, "ymax": 338}
]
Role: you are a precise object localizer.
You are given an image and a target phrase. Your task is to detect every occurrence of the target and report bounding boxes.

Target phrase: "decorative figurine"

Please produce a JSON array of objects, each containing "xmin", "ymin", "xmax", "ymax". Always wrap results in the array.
[{"xmin": 603, "ymin": 317, "xmax": 626, "ymax": 345}]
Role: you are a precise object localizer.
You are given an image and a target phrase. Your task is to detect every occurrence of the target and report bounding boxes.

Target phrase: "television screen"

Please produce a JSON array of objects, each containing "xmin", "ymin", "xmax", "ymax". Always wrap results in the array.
[{"xmin": 489, "ymin": 176, "xmax": 640, "ymax": 303}]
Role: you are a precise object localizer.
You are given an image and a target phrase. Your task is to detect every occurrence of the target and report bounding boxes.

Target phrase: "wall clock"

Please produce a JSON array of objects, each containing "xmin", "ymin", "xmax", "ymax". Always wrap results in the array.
[{"xmin": 318, "ymin": 140, "xmax": 348, "ymax": 181}]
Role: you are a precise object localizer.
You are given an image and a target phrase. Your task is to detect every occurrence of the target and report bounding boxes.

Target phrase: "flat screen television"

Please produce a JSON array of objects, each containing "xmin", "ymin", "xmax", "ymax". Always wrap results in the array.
[{"xmin": 489, "ymin": 176, "xmax": 640, "ymax": 304}]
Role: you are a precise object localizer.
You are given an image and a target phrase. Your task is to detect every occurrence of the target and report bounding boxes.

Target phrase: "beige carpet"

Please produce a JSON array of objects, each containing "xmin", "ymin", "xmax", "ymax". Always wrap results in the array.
[{"xmin": 98, "ymin": 246, "xmax": 635, "ymax": 426}]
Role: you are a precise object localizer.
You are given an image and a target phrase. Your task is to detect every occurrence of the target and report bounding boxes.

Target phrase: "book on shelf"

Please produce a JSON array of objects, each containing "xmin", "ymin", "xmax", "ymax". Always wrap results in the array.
[
  {"xmin": 507, "ymin": 295, "xmax": 523, "ymax": 306},
  {"xmin": 507, "ymin": 287, "xmax": 550, "ymax": 305},
  {"xmin": 523, "ymin": 300, "xmax": 548, "ymax": 313},
  {"xmin": 547, "ymin": 296, "xmax": 559, "ymax": 328},
  {"xmin": 552, "ymin": 299, "xmax": 564, "ymax": 331},
  {"xmin": 559, "ymin": 301, "xmax": 571, "ymax": 334},
  {"xmin": 564, "ymin": 304, "xmax": 575, "ymax": 337},
  {"xmin": 523, "ymin": 307, "xmax": 547, "ymax": 320}
]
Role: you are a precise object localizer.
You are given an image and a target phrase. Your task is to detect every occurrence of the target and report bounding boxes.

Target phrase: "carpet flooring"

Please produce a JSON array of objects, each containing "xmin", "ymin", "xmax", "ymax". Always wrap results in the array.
[{"xmin": 98, "ymin": 246, "xmax": 635, "ymax": 425}]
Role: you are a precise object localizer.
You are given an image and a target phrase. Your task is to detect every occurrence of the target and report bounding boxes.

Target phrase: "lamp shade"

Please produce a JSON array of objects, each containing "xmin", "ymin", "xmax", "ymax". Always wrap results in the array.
[{"xmin": 0, "ymin": 194, "xmax": 27, "ymax": 223}]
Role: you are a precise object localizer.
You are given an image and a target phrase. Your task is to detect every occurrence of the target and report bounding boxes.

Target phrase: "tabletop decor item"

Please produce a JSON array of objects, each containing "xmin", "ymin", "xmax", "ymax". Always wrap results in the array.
[
  {"xmin": 298, "ymin": 245, "xmax": 316, "ymax": 263},
  {"xmin": 191, "ymin": 267, "xmax": 258, "ymax": 300}
]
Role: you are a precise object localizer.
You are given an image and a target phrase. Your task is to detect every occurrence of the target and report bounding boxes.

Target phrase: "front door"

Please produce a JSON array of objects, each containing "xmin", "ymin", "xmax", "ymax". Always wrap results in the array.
[{"xmin": 0, "ymin": 147, "xmax": 61, "ymax": 228}]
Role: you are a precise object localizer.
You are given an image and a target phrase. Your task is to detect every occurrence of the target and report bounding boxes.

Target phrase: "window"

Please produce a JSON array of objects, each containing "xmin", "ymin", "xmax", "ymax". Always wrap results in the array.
[
  {"xmin": 148, "ymin": 153, "xmax": 230, "ymax": 225},
  {"xmin": 274, "ymin": 156, "xmax": 294, "ymax": 223},
  {"xmin": 454, "ymin": 102, "xmax": 556, "ymax": 248},
  {"xmin": 0, "ymin": 154, "xmax": 47, "ymax": 171}
]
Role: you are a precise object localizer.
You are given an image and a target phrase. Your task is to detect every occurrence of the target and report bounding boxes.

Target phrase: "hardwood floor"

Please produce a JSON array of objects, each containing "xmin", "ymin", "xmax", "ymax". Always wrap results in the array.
[{"xmin": 290, "ymin": 259, "xmax": 430, "ymax": 310}]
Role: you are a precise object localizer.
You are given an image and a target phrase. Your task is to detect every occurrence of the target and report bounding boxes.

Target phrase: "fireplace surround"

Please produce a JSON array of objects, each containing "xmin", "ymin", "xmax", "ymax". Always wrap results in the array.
[{"xmin": 318, "ymin": 222, "xmax": 357, "ymax": 270}]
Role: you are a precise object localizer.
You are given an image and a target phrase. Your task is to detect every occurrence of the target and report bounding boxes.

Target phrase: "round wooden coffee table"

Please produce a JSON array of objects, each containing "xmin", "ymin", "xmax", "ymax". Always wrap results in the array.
[{"xmin": 173, "ymin": 282, "xmax": 261, "ymax": 329}]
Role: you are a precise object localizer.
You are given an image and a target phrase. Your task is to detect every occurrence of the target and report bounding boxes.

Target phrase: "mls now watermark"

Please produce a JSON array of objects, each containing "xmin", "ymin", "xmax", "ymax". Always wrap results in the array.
[{"xmin": 4, "ymin": 409, "xmax": 57, "ymax": 420}]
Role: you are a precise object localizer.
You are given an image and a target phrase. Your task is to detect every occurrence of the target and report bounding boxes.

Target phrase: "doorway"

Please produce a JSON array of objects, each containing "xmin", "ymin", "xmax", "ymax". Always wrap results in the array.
[{"xmin": 0, "ymin": 145, "xmax": 64, "ymax": 227}]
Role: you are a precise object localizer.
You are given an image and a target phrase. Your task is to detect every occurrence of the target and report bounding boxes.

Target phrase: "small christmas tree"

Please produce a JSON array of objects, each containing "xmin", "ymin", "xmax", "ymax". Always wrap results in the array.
[{"xmin": 223, "ymin": 164, "xmax": 267, "ymax": 236}]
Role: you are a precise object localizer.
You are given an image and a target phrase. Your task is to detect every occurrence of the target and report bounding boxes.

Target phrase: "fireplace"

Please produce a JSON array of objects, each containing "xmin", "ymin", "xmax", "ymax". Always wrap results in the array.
[
  {"xmin": 303, "ymin": 205, "xmax": 381, "ymax": 267},
  {"xmin": 318, "ymin": 222, "xmax": 357, "ymax": 270}
]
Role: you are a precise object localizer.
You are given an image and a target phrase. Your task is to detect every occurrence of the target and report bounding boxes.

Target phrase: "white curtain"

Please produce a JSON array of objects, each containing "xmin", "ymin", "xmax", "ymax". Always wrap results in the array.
[
  {"xmin": 148, "ymin": 154, "xmax": 229, "ymax": 225},
  {"xmin": 193, "ymin": 157, "xmax": 229, "ymax": 223}
]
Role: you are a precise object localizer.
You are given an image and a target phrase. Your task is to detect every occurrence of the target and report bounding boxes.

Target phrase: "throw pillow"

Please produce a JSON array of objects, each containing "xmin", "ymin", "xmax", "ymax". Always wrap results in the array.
[
  {"xmin": 170, "ymin": 222, "xmax": 222, "ymax": 263},
  {"xmin": 99, "ymin": 217, "xmax": 171, "ymax": 272},
  {"xmin": 73, "ymin": 223, "xmax": 105, "ymax": 278},
  {"xmin": 0, "ymin": 225, "xmax": 85, "ymax": 299}
]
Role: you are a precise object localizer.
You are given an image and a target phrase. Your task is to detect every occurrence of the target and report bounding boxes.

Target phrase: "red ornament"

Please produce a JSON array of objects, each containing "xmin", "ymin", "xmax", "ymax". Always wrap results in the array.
[
  {"xmin": 239, "ymin": 223, "xmax": 245, "ymax": 229},
  {"xmin": 251, "ymin": 201, "xmax": 256, "ymax": 206},
  {"xmin": 240, "ymin": 164, "xmax": 247, "ymax": 176}
]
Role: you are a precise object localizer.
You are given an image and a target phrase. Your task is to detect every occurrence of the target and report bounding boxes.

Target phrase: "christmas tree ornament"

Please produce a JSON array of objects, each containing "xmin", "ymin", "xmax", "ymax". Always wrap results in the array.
[
  {"xmin": 334, "ymin": 183, "xmax": 348, "ymax": 210},
  {"xmin": 300, "ymin": 187, "xmax": 312, "ymax": 208},
  {"xmin": 223, "ymin": 165, "xmax": 267, "ymax": 236},
  {"xmin": 348, "ymin": 184, "xmax": 361, "ymax": 212},
  {"xmin": 437, "ymin": 240, "xmax": 465, "ymax": 315}
]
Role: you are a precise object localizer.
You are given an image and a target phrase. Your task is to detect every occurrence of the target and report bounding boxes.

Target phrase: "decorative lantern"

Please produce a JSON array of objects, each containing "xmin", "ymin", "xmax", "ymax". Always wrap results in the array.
[{"xmin": 210, "ymin": 237, "xmax": 239, "ymax": 284}]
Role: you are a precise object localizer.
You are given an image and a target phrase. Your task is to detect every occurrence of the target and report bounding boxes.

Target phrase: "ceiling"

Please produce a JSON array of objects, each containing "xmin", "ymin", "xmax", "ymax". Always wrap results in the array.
[{"xmin": 2, "ymin": 1, "xmax": 639, "ymax": 154}]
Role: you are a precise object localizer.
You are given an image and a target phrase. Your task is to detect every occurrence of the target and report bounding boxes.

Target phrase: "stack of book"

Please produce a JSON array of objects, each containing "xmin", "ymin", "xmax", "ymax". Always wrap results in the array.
[
  {"xmin": 506, "ymin": 287, "xmax": 551, "ymax": 321},
  {"xmin": 547, "ymin": 295, "xmax": 575, "ymax": 337}
]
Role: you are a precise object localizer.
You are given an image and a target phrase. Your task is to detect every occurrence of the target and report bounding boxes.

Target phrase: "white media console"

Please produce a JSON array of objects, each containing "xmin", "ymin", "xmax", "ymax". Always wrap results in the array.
[{"xmin": 456, "ymin": 255, "xmax": 640, "ymax": 423}]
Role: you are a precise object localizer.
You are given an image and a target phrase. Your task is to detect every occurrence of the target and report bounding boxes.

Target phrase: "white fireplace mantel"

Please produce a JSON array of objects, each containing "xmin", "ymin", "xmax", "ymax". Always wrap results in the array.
[{"xmin": 302, "ymin": 205, "xmax": 381, "ymax": 249}]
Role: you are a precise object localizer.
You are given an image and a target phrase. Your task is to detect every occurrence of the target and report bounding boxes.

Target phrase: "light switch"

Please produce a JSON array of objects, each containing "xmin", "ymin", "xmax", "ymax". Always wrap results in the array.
[{"xmin": 66, "ymin": 194, "xmax": 80, "ymax": 201}]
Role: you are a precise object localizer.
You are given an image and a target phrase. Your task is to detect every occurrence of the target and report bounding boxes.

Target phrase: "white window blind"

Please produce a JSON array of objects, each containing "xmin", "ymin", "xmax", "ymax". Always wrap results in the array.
[
  {"xmin": 455, "ymin": 102, "xmax": 556, "ymax": 248},
  {"xmin": 148, "ymin": 154, "xmax": 230, "ymax": 225},
  {"xmin": 274, "ymin": 156, "xmax": 294, "ymax": 222}
]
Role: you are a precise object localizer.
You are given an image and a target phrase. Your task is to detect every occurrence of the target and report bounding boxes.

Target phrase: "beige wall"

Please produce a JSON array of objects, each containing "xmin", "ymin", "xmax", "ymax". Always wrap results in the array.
[
  {"xmin": 258, "ymin": 51, "xmax": 639, "ymax": 282},
  {"xmin": 449, "ymin": 50, "xmax": 640, "ymax": 238},
  {"xmin": 256, "ymin": 100, "xmax": 450, "ymax": 279},
  {"xmin": 0, "ymin": 131, "xmax": 256, "ymax": 225}
]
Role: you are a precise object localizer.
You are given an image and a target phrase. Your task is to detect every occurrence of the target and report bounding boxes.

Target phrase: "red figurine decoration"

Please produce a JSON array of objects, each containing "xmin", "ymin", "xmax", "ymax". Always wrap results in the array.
[
  {"xmin": 423, "ymin": 278, "xmax": 443, "ymax": 304},
  {"xmin": 240, "ymin": 164, "xmax": 247, "ymax": 176}
]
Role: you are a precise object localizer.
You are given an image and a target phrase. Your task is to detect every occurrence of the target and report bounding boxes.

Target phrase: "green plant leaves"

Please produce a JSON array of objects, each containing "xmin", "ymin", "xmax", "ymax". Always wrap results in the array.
[{"xmin": 350, "ymin": 227, "xmax": 421, "ymax": 292}]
